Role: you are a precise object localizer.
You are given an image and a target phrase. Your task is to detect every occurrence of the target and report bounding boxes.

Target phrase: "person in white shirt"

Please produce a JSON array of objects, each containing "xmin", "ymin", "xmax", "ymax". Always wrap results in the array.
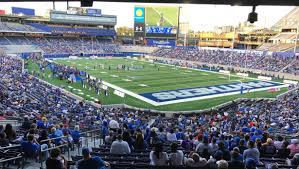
[
  {"xmin": 168, "ymin": 142, "xmax": 184, "ymax": 166},
  {"xmin": 109, "ymin": 119, "xmax": 119, "ymax": 129},
  {"xmin": 166, "ymin": 129, "xmax": 177, "ymax": 142},
  {"xmin": 110, "ymin": 135, "xmax": 131, "ymax": 154},
  {"xmin": 274, "ymin": 135, "xmax": 284, "ymax": 149},
  {"xmin": 150, "ymin": 143, "xmax": 168, "ymax": 166}
]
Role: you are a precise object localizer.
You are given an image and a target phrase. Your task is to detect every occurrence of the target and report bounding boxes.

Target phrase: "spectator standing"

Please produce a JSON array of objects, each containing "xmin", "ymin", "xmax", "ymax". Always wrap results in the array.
[{"xmin": 110, "ymin": 135, "xmax": 131, "ymax": 154}]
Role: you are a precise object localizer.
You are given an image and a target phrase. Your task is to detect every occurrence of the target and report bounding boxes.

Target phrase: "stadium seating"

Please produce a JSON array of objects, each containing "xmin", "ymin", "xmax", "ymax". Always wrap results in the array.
[
  {"xmin": 152, "ymin": 47, "xmax": 298, "ymax": 74},
  {"xmin": 0, "ymin": 36, "xmax": 120, "ymax": 54},
  {"xmin": 0, "ymin": 54, "xmax": 298, "ymax": 169},
  {"xmin": 0, "ymin": 21, "xmax": 44, "ymax": 32},
  {"xmin": 27, "ymin": 23, "xmax": 116, "ymax": 36}
]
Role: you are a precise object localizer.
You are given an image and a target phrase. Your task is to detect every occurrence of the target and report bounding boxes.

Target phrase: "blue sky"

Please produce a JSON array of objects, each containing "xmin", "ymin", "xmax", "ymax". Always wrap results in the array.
[{"xmin": 0, "ymin": 1, "xmax": 294, "ymax": 31}]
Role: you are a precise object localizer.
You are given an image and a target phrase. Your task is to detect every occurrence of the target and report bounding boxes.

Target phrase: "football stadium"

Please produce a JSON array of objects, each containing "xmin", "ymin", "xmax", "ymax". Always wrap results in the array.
[{"xmin": 0, "ymin": 1, "xmax": 299, "ymax": 169}]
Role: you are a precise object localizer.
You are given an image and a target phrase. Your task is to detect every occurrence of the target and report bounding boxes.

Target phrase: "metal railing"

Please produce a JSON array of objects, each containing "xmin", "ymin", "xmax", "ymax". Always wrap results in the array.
[
  {"xmin": 38, "ymin": 128, "xmax": 102, "ymax": 169},
  {"xmin": 0, "ymin": 144, "xmax": 23, "ymax": 169}
]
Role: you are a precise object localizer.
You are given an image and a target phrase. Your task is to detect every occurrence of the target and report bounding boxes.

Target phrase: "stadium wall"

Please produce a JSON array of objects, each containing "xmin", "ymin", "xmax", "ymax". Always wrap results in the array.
[{"xmin": 150, "ymin": 56, "xmax": 299, "ymax": 81}]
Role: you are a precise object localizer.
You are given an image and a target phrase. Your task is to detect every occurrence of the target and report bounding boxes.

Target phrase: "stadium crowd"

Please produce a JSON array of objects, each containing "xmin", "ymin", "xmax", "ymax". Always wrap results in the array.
[
  {"xmin": 0, "ymin": 36, "xmax": 120, "ymax": 54},
  {"xmin": 0, "ymin": 54, "xmax": 298, "ymax": 169},
  {"xmin": 152, "ymin": 48, "xmax": 298, "ymax": 75}
]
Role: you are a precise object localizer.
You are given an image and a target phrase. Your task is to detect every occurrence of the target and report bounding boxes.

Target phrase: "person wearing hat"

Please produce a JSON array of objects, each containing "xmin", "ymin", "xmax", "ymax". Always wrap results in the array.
[{"xmin": 77, "ymin": 147, "xmax": 109, "ymax": 169}]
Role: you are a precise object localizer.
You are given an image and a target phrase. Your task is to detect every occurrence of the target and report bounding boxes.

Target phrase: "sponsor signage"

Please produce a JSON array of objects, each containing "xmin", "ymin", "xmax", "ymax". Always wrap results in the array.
[
  {"xmin": 134, "ymin": 7, "xmax": 145, "ymax": 22},
  {"xmin": 146, "ymin": 26, "xmax": 176, "ymax": 34}
]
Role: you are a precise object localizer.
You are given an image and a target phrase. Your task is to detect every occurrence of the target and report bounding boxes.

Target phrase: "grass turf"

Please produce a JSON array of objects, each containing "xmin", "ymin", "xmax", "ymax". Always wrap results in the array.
[
  {"xmin": 145, "ymin": 6, "xmax": 178, "ymax": 27},
  {"xmin": 26, "ymin": 58, "xmax": 288, "ymax": 111}
]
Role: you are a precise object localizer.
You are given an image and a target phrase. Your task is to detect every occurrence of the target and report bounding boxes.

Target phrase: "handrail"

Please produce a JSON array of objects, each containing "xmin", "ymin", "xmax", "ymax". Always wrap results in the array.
[
  {"xmin": 0, "ymin": 144, "xmax": 23, "ymax": 167},
  {"xmin": 37, "ymin": 128, "xmax": 102, "ymax": 169},
  {"xmin": 0, "ymin": 144, "xmax": 21, "ymax": 150}
]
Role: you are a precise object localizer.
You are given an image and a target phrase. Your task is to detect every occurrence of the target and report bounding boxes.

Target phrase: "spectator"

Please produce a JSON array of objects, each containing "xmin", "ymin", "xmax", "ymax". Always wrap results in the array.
[
  {"xmin": 176, "ymin": 128, "xmax": 185, "ymax": 140},
  {"xmin": 286, "ymin": 153, "xmax": 299, "ymax": 166},
  {"xmin": 186, "ymin": 153, "xmax": 207, "ymax": 167},
  {"xmin": 218, "ymin": 141, "xmax": 231, "ymax": 161},
  {"xmin": 46, "ymin": 148, "xmax": 66, "ymax": 169},
  {"xmin": 277, "ymin": 141, "xmax": 291, "ymax": 158},
  {"xmin": 181, "ymin": 135, "xmax": 194, "ymax": 151},
  {"xmin": 122, "ymin": 131, "xmax": 134, "ymax": 150},
  {"xmin": 166, "ymin": 129, "xmax": 177, "ymax": 142},
  {"xmin": 217, "ymin": 160, "xmax": 229, "ymax": 169},
  {"xmin": 196, "ymin": 137, "xmax": 210, "ymax": 159},
  {"xmin": 0, "ymin": 132, "xmax": 9, "ymax": 147},
  {"xmin": 157, "ymin": 127, "xmax": 167, "ymax": 143},
  {"xmin": 243, "ymin": 141, "xmax": 260, "ymax": 164},
  {"xmin": 228, "ymin": 148, "xmax": 244, "ymax": 169},
  {"xmin": 287, "ymin": 139, "xmax": 299, "ymax": 156},
  {"xmin": 133, "ymin": 133, "xmax": 146, "ymax": 150},
  {"xmin": 209, "ymin": 138, "xmax": 219, "ymax": 155},
  {"xmin": 4, "ymin": 124, "xmax": 16, "ymax": 141},
  {"xmin": 110, "ymin": 135, "xmax": 131, "ymax": 154},
  {"xmin": 109, "ymin": 119, "xmax": 119, "ymax": 130},
  {"xmin": 77, "ymin": 147, "xmax": 109, "ymax": 169},
  {"xmin": 238, "ymin": 139, "xmax": 247, "ymax": 155},
  {"xmin": 274, "ymin": 135, "xmax": 284, "ymax": 149},
  {"xmin": 260, "ymin": 138, "xmax": 276, "ymax": 156},
  {"xmin": 245, "ymin": 158, "xmax": 257, "ymax": 169},
  {"xmin": 21, "ymin": 134, "xmax": 39, "ymax": 158},
  {"xmin": 168, "ymin": 142, "xmax": 184, "ymax": 166},
  {"xmin": 149, "ymin": 143, "xmax": 168, "ymax": 166},
  {"xmin": 71, "ymin": 126, "xmax": 81, "ymax": 144}
]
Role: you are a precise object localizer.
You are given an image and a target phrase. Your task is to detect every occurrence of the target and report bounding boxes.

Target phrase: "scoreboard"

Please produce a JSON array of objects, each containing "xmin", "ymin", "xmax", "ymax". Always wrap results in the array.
[{"xmin": 134, "ymin": 6, "xmax": 179, "ymax": 44}]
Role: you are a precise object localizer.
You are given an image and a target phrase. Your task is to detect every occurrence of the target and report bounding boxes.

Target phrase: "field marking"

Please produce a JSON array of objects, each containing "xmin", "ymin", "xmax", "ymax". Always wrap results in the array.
[
  {"xmin": 138, "ymin": 84, "xmax": 148, "ymax": 87},
  {"xmin": 219, "ymin": 76, "xmax": 227, "ymax": 79},
  {"xmin": 110, "ymin": 75, "xmax": 119, "ymax": 78},
  {"xmin": 100, "ymin": 72, "xmax": 107, "ymax": 74},
  {"xmin": 52, "ymin": 58, "xmax": 289, "ymax": 107},
  {"xmin": 122, "ymin": 79, "xmax": 132, "ymax": 82}
]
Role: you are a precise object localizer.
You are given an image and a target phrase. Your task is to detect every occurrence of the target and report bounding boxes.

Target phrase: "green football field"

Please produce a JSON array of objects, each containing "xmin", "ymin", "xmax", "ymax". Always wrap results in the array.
[
  {"xmin": 145, "ymin": 6, "xmax": 179, "ymax": 27},
  {"xmin": 27, "ymin": 58, "xmax": 288, "ymax": 111}
]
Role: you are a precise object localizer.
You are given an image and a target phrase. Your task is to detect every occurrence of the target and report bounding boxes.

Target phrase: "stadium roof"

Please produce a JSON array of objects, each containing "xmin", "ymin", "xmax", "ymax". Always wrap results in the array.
[
  {"xmin": 1, "ymin": 0, "xmax": 299, "ymax": 6},
  {"xmin": 272, "ymin": 7, "xmax": 299, "ymax": 29}
]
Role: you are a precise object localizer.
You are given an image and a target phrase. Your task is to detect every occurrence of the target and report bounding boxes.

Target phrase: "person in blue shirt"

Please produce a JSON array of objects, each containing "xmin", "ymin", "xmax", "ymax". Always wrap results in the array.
[
  {"xmin": 71, "ymin": 126, "xmax": 81, "ymax": 144},
  {"xmin": 21, "ymin": 134, "xmax": 39, "ymax": 158},
  {"xmin": 77, "ymin": 147, "xmax": 110, "ymax": 169},
  {"xmin": 176, "ymin": 128, "xmax": 185, "ymax": 140}
]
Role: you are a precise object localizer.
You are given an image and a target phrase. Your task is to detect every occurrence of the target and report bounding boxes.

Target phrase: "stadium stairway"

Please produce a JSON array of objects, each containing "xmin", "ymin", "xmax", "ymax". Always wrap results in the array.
[{"xmin": 279, "ymin": 58, "xmax": 298, "ymax": 72}]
